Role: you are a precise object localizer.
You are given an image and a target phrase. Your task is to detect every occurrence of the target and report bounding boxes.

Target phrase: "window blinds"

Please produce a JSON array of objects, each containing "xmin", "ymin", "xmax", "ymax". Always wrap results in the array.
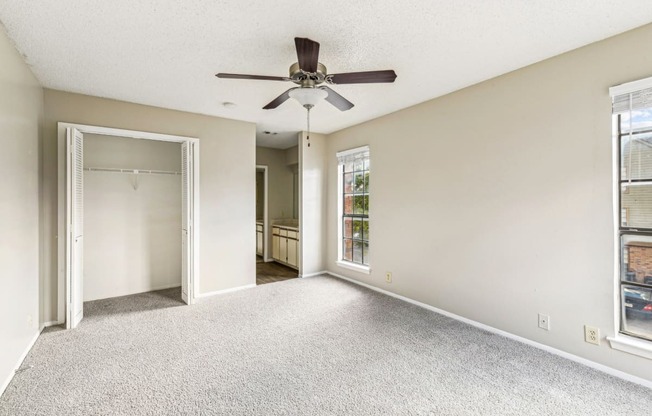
[
  {"xmin": 336, "ymin": 145, "xmax": 369, "ymax": 165},
  {"xmin": 610, "ymin": 76, "xmax": 652, "ymax": 114},
  {"xmin": 612, "ymin": 87, "xmax": 652, "ymax": 114}
]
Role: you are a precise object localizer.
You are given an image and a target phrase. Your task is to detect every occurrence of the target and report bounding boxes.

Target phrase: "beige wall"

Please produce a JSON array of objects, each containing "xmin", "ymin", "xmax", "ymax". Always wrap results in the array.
[
  {"xmin": 285, "ymin": 145, "xmax": 299, "ymax": 166},
  {"xmin": 256, "ymin": 146, "xmax": 295, "ymax": 221},
  {"xmin": 326, "ymin": 24, "xmax": 652, "ymax": 381},
  {"xmin": 0, "ymin": 26, "xmax": 43, "ymax": 393},
  {"xmin": 286, "ymin": 145, "xmax": 300, "ymax": 218},
  {"xmin": 83, "ymin": 135, "xmax": 181, "ymax": 301},
  {"xmin": 42, "ymin": 89, "xmax": 256, "ymax": 322}
]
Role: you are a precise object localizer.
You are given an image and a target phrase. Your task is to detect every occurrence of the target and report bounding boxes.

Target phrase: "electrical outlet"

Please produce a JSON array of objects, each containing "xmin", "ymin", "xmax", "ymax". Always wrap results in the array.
[
  {"xmin": 538, "ymin": 313, "xmax": 550, "ymax": 330},
  {"xmin": 385, "ymin": 272, "xmax": 392, "ymax": 283},
  {"xmin": 585, "ymin": 325, "xmax": 600, "ymax": 345}
]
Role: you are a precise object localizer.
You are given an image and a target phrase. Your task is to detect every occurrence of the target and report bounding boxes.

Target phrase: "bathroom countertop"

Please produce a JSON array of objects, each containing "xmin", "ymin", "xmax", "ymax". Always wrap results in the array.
[
  {"xmin": 273, "ymin": 219, "xmax": 298, "ymax": 228},
  {"xmin": 272, "ymin": 221, "xmax": 298, "ymax": 231}
]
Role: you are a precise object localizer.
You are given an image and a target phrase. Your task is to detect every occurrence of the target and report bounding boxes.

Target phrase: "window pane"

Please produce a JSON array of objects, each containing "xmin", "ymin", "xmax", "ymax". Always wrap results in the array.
[
  {"xmin": 621, "ymin": 284, "xmax": 652, "ymax": 340},
  {"xmin": 344, "ymin": 160, "xmax": 354, "ymax": 173},
  {"xmin": 344, "ymin": 194, "xmax": 354, "ymax": 215},
  {"xmin": 621, "ymin": 132, "xmax": 652, "ymax": 180},
  {"xmin": 343, "ymin": 239, "xmax": 353, "ymax": 261},
  {"xmin": 363, "ymin": 241, "xmax": 369, "ymax": 265},
  {"xmin": 621, "ymin": 184, "xmax": 652, "ymax": 229},
  {"xmin": 354, "ymin": 195, "xmax": 365, "ymax": 215},
  {"xmin": 353, "ymin": 240, "xmax": 363, "ymax": 263},
  {"xmin": 354, "ymin": 172, "xmax": 365, "ymax": 193},
  {"xmin": 343, "ymin": 218, "xmax": 352, "ymax": 238},
  {"xmin": 363, "ymin": 195, "xmax": 369, "ymax": 215},
  {"xmin": 364, "ymin": 157, "xmax": 370, "ymax": 171},
  {"xmin": 344, "ymin": 173, "xmax": 353, "ymax": 193},
  {"xmin": 354, "ymin": 157, "xmax": 364, "ymax": 172},
  {"xmin": 621, "ymin": 234, "xmax": 652, "ymax": 285},
  {"xmin": 621, "ymin": 110, "xmax": 652, "ymax": 134},
  {"xmin": 364, "ymin": 172, "xmax": 369, "ymax": 192},
  {"xmin": 352, "ymin": 219, "xmax": 362, "ymax": 239},
  {"xmin": 362, "ymin": 218, "xmax": 369, "ymax": 242}
]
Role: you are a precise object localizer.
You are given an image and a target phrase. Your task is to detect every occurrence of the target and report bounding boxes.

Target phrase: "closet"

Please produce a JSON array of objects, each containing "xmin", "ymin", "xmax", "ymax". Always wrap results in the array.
[{"xmin": 82, "ymin": 134, "xmax": 182, "ymax": 301}]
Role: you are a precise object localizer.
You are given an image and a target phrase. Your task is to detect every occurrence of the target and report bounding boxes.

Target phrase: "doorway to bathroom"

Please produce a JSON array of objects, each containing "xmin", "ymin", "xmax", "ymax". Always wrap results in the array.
[{"xmin": 255, "ymin": 141, "xmax": 299, "ymax": 285}]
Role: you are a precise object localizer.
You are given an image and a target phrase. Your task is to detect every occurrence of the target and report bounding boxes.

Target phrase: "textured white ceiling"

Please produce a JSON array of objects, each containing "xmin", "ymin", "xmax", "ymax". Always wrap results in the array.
[{"xmin": 1, "ymin": 1, "xmax": 652, "ymax": 148}]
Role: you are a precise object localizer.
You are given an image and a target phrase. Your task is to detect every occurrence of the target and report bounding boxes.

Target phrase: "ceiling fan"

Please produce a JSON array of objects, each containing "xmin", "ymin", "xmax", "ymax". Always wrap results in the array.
[{"xmin": 216, "ymin": 37, "xmax": 397, "ymax": 111}]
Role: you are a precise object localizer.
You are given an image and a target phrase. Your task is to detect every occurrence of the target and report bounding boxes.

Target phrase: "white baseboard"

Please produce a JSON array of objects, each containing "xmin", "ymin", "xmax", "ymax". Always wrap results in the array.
[
  {"xmin": 0, "ymin": 329, "xmax": 42, "ymax": 397},
  {"xmin": 85, "ymin": 284, "xmax": 183, "ymax": 302},
  {"xmin": 40, "ymin": 320, "xmax": 63, "ymax": 329},
  {"xmin": 327, "ymin": 271, "xmax": 652, "ymax": 390},
  {"xmin": 195, "ymin": 283, "xmax": 256, "ymax": 300},
  {"xmin": 151, "ymin": 283, "xmax": 184, "ymax": 292},
  {"xmin": 299, "ymin": 270, "xmax": 328, "ymax": 278}
]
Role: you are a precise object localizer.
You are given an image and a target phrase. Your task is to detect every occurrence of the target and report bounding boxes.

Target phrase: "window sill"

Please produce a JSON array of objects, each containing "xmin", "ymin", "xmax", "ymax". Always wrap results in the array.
[
  {"xmin": 607, "ymin": 334, "xmax": 652, "ymax": 360},
  {"xmin": 336, "ymin": 260, "xmax": 371, "ymax": 275}
]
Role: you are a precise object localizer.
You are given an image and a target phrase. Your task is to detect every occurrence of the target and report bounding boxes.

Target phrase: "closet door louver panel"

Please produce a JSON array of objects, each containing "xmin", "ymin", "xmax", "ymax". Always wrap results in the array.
[
  {"xmin": 74, "ymin": 132, "xmax": 83, "ymax": 237},
  {"xmin": 67, "ymin": 127, "xmax": 85, "ymax": 328}
]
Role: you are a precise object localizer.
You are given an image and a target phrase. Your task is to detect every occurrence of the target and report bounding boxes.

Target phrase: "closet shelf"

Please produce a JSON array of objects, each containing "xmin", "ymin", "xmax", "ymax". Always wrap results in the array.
[{"xmin": 84, "ymin": 167, "xmax": 180, "ymax": 175}]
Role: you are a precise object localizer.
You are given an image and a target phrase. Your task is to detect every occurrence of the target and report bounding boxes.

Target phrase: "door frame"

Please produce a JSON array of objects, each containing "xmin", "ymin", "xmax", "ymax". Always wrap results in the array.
[
  {"xmin": 256, "ymin": 165, "xmax": 270, "ymax": 262},
  {"xmin": 57, "ymin": 122, "xmax": 200, "ymax": 327}
]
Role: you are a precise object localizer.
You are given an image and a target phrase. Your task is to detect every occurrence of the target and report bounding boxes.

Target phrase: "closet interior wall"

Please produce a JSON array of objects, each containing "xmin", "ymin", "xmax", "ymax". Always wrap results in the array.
[{"xmin": 83, "ymin": 134, "xmax": 182, "ymax": 301}]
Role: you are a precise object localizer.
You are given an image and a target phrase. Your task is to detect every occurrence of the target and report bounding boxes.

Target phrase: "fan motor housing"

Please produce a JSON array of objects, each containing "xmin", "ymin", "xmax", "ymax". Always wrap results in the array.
[{"xmin": 289, "ymin": 62, "xmax": 327, "ymax": 87}]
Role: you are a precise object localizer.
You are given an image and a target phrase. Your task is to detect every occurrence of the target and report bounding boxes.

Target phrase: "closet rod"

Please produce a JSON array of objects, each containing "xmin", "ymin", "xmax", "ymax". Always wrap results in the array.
[{"xmin": 84, "ymin": 167, "xmax": 180, "ymax": 175}]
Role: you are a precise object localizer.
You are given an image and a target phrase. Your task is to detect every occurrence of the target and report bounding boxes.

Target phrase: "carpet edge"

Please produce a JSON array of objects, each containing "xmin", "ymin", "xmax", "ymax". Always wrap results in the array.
[{"xmin": 326, "ymin": 271, "xmax": 652, "ymax": 390}]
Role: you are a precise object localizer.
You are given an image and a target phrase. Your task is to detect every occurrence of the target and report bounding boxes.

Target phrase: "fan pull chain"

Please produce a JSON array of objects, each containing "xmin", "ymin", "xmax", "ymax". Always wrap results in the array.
[{"xmin": 306, "ymin": 106, "xmax": 311, "ymax": 147}]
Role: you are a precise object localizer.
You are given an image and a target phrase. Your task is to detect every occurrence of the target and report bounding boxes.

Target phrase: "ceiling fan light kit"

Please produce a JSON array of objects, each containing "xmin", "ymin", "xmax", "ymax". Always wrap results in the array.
[{"xmin": 289, "ymin": 87, "xmax": 328, "ymax": 109}]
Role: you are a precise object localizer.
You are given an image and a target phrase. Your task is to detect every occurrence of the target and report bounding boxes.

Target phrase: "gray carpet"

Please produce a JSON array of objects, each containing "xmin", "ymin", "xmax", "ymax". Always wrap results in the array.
[{"xmin": 1, "ymin": 276, "xmax": 650, "ymax": 415}]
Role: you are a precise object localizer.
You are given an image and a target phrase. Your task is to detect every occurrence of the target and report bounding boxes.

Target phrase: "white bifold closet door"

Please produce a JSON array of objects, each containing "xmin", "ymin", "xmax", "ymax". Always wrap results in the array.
[
  {"xmin": 66, "ymin": 127, "xmax": 84, "ymax": 328},
  {"xmin": 181, "ymin": 141, "xmax": 194, "ymax": 304}
]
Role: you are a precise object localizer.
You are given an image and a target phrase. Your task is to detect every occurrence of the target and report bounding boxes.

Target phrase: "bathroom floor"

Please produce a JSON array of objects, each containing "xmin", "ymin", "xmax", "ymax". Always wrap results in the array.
[{"xmin": 256, "ymin": 261, "xmax": 298, "ymax": 285}]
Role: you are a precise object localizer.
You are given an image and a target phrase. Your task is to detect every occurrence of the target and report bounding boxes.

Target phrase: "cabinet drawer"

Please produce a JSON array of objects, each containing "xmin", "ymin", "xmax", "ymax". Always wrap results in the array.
[
  {"xmin": 272, "ymin": 227, "xmax": 280, "ymax": 235},
  {"xmin": 256, "ymin": 224, "xmax": 263, "ymax": 232},
  {"xmin": 279, "ymin": 229, "xmax": 288, "ymax": 237},
  {"xmin": 287, "ymin": 231, "xmax": 298, "ymax": 240}
]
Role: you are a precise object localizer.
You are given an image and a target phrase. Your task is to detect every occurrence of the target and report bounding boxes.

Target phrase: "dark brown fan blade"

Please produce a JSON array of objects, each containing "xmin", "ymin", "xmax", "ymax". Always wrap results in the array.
[
  {"xmin": 294, "ymin": 37, "xmax": 320, "ymax": 73},
  {"xmin": 263, "ymin": 88, "xmax": 296, "ymax": 110},
  {"xmin": 328, "ymin": 70, "xmax": 397, "ymax": 84},
  {"xmin": 216, "ymin": 73, "xmax": 290, "ymax": 81},
  {"xmin": 320, "ymin": 86, "xmax": 354, "ymax": 111}
]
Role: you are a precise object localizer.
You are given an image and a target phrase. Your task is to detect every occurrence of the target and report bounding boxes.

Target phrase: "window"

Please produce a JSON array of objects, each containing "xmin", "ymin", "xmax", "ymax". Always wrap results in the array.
[
  {"xmin": 336, "ymin": 146, "xmax": 370, "ymax": 272},
  {"xmin": 612, "ymin": 78, "xmax": 652, "ymax": 342}
]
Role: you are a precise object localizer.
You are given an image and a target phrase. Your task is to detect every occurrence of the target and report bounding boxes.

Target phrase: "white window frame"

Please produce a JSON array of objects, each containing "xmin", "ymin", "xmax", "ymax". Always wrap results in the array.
[
  {"xmin": 336, "ymin": 145, "xmax": 371, "ymax": 274},
  {"xmin": 607, "ymin": 76, "xmax": 652, "ymax": 359}
]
